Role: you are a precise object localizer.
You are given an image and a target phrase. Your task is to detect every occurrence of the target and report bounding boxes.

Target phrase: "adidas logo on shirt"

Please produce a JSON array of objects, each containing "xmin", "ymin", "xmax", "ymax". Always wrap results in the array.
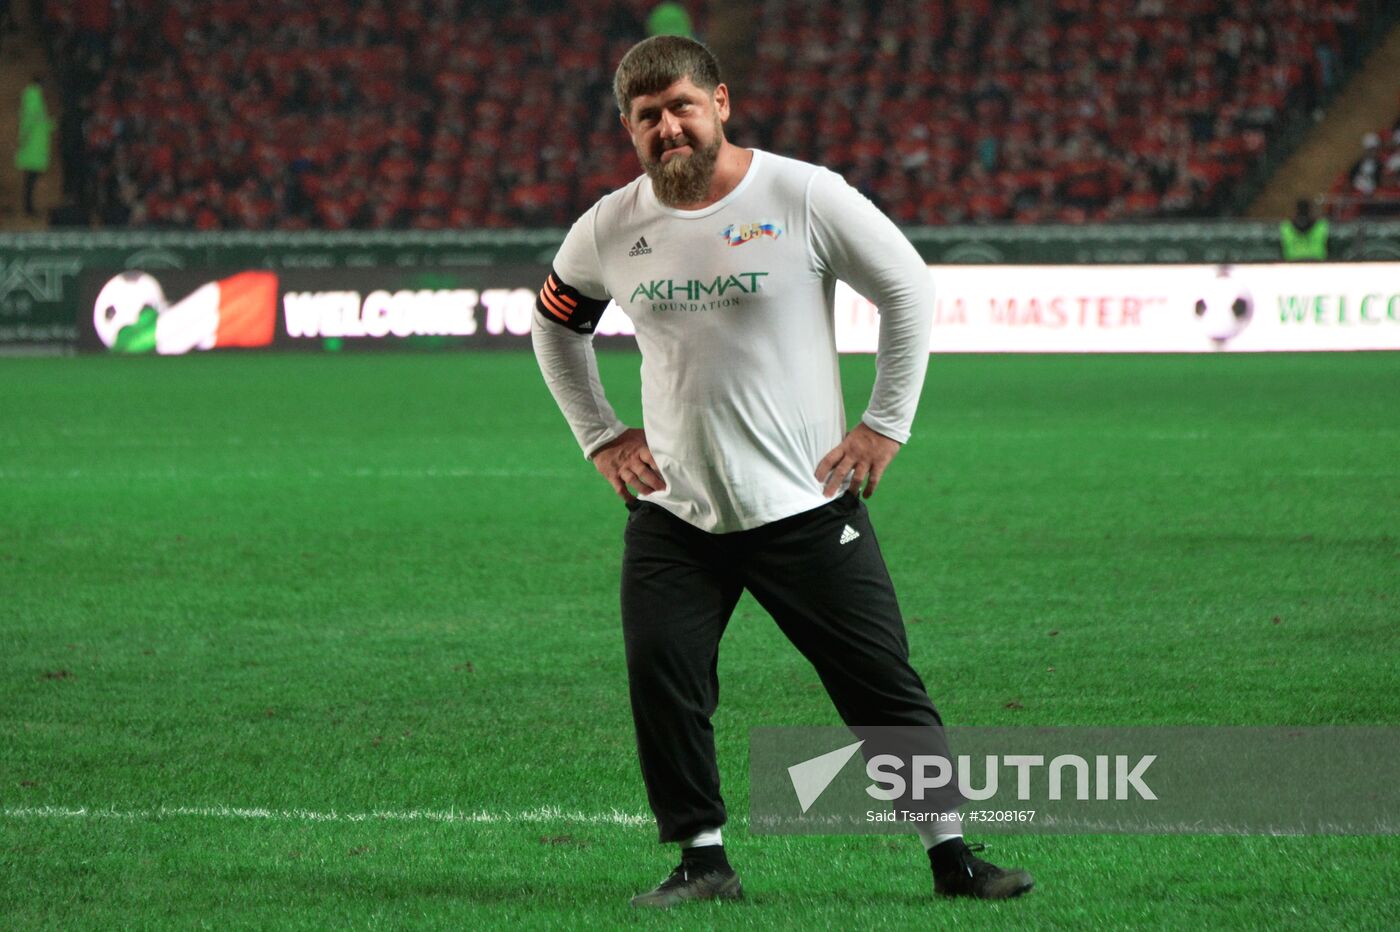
[
  {"xmin": 839, "ymin": 525, "xmax": 861, "ymax": 545},
  {"xmin": 628, "ymin": 236, "xmax": 653, "ymax": 257}
]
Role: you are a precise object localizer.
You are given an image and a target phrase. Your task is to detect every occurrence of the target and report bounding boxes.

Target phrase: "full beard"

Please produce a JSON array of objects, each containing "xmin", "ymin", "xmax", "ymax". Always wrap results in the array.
[{"xmin": 643, "ymin": 133, "xmax": 721, "ymax": 207}]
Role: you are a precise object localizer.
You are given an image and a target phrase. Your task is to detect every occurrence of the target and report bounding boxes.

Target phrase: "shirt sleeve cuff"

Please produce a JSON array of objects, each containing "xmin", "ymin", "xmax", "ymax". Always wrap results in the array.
[{"xmin": 860, "ymin": 412, "xmax": 910, "ymax": 445}]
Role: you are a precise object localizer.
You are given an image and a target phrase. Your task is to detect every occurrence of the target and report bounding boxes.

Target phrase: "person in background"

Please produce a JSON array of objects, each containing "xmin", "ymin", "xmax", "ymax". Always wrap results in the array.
[
  {"xmin": 646, "ymin": 1, "xmax": 692, "ymax": 38},
  {"xmin": 16, "ymin": 73, "xmax": 52, "ymax": 217},
  {"xmin": 1348, "ymin": 132, "xmax": 1382, "ymax": 196},
  {"xmin": 0, "ymin": 0, "xmax": 14, "ymax": 54},
  {"xmin": 1280, "ymin": 197, "xmax": 1329, "ymax": 261}
]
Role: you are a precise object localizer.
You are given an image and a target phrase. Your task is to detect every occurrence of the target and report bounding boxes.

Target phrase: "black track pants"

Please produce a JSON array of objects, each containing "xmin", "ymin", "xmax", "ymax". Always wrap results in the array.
[{"xmin": 621, "ymin": 492, "xmax": 944, "ymax": 843}]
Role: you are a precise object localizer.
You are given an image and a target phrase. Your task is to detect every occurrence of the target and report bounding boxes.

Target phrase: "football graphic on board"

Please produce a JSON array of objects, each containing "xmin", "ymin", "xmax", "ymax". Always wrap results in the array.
[
  {"xmin": 93, "ymin": 271, "xmax": 169, "ymax": 352},
  {"xmin": 91, "ymin": 270, "xmax": 279, "ymax": 354},
  {"xmin": 1192, "ymin": 266, "xmax": 1254, "ymax": 348}
]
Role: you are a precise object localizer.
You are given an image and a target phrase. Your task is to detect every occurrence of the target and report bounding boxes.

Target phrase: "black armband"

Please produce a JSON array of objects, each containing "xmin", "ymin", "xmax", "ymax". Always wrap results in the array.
[{"xmin": 536, "ymin": 269, "xmax": 610, "ymax": 334}]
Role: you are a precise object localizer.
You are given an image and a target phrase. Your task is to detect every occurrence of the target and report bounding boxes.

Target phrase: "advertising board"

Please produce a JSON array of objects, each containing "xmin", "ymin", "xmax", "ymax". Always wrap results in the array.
[{"xmin": 79, "ymin": 263, "xmax": 1400, "ymax": 354}]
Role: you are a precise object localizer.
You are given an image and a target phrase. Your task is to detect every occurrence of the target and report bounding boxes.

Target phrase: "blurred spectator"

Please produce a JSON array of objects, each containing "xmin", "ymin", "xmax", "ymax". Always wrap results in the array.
[
  {"xmin": 48, "ymin": 194, "xmax": 88, "ymax": 227},
  {"xmin": 646, "ymin": 1, "xmax": 693, "ymax": 38},
  {"xmin": 1349, "ymin": 132, "xmax": 1382, "ymax": 195},
  {"xmin": 1329, "ymin": 119, "xmax": 1400, "ymax": 218},
  {"xmin": 0, "ymin": 0, "xmax": 14, "ymax": 54},
  {"xmin": 1279, "ymin": 198, "xmax": 1328, "ymax": 260},
  {"xmin": 58, "ymin": 89, "xmax": 87, "ymax": 203},
  {"xmin": 16, "ymin": 73, "xmax": 52, "ymax": 217}
]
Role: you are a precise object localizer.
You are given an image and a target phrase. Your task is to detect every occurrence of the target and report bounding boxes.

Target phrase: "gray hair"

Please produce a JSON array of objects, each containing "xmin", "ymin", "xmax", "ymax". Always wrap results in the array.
[{"xmin": 613, "ymin": 35, "xmax": 722, "ymax": 116}]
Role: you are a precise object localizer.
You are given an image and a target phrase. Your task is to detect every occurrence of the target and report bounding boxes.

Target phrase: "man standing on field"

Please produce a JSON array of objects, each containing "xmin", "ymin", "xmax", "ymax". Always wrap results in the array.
[{"xmin": 531, "ymin": 35, "xmax": 1033, "ymax": 908}]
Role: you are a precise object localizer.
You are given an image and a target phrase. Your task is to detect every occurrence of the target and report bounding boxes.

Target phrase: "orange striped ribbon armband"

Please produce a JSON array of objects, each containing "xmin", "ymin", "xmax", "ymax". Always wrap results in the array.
[{"xmin": 535, "ymin": 270, "xmax": 610, "ymax": 334}]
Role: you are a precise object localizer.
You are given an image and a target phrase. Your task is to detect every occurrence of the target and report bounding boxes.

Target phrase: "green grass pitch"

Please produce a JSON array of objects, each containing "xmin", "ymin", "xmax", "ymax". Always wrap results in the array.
[{"xmin": 2, "ymin": 350, "xmax": 1397, "ymax": 928}]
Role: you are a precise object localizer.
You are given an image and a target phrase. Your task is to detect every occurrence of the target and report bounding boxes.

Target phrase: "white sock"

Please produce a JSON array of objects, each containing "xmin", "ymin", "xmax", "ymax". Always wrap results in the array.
[
  {"xmin": 913, "ymin": 820, "xmax": 963, "ymax": 852},
  {"xmin": 679, "ymin": 827, "xmax": 723, "ymax": 848}
]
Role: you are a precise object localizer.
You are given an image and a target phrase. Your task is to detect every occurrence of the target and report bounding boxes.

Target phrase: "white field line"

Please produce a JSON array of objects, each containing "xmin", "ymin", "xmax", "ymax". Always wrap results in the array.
[
  {"xmin": 4, "ymin": 465, "xmax": 1395, "ymax": 483},
  {"xmin": 0, "ymin": 804, "xmax": 651, "ymax": 828},
  {"xmin": 0, "ymin": 466, "xmax": 574, "ymax": 482},
  {"xmin": 10, "ymin": 807, "xmax": 1383, "ymax": 835}
]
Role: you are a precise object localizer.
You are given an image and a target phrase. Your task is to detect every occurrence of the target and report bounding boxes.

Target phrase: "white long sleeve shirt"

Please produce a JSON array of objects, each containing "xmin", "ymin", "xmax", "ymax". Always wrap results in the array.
[{"xmin": 532, "ymin": 149, "xmax": 933, "ymax": 533}]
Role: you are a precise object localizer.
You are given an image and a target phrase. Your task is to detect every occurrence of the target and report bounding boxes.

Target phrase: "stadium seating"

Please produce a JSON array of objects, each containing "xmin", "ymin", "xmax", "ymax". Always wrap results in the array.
[
  {"xmin": 40, "ymin": 0, "xmax": 1382, "ymax": 229},
  {"xmin": 43, "ymin": 0, "xmax": 664, "ymax": 230},
  {"xmin": 744, "ymin": 0, "xmax": 1369, "ymax": 224}
]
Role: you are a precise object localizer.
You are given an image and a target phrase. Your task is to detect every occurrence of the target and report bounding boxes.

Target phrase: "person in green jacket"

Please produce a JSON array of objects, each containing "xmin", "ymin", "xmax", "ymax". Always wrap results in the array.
[
  {"xmin": 1280, "ymin": 198, "xmax": 1329, "ymax": 261},
  {"xmin": 646, "ymin": 1, "xmax": 693, "ymax": 38},
  {"xmin": 17, "ymin": 74, "xmax": 52, "ymax": 217}
]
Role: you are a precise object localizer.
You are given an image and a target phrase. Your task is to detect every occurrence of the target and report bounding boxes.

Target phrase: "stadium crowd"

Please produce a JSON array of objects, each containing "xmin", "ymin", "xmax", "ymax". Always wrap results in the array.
[
  {"xmin": 40, "ymin": 0, "xmax": 1379, "ymax": 229},
  {"xmin": 744, "ymin": 0, "xmax": 1365, "ymax": 224}
]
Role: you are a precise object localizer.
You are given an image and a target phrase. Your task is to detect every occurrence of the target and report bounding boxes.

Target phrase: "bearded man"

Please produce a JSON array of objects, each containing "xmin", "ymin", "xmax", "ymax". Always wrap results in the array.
[{"xmin": 531, "ymin": 35, "xmax": 1034, "ymax": 908}]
